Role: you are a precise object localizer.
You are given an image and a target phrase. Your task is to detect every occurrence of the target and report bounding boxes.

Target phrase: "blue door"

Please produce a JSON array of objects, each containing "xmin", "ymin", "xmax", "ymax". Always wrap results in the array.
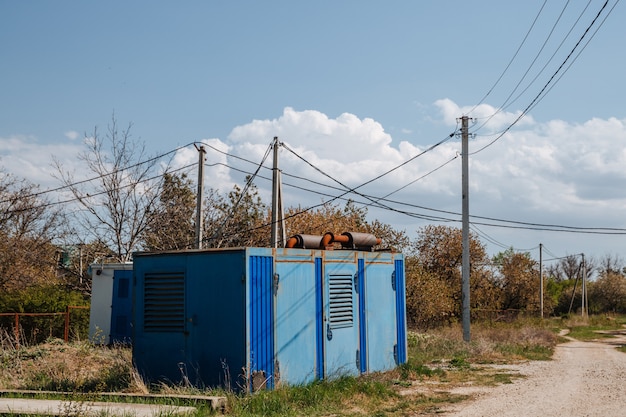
[
  {"xmin": 249, "ymin": 255, "xmax": 275, "ymax": 390},
  {"xmin": 363, "ymin": 254, "xmax": 398, "ymax": 372},
  {"xmin": 274, "ymin": 252, "xmax": 317, "ymax": 385},
  {"xmin": 323, "ymin": 257, "xmax": 359, "ymax": 378},
  {"xmin": 394, "ymin": 259, "xmax": 407, "ymax": 365},
  {"xmin": 110, "ymin": 269, "xmax": 133, "ymax": 344}
]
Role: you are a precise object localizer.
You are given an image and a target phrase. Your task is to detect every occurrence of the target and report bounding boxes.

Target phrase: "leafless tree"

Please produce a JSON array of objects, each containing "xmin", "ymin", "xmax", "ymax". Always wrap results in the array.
[
  {"xmin": 0, "ymin": 171, "xmax": 66, "ymax": 291},
  {"xmin": 54, "ymin": 115, "xmax": 166, "ymax": 262},
  {"xmin": 597, "ymin": 253, "xmax": 625, "ymax": 277}
]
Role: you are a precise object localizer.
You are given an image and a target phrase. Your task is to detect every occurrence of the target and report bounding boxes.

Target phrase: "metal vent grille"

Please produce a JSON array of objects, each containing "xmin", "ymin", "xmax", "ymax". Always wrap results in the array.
[
  {"xmin": 329, "ymin": 274, "xmax": 353, "ymax": 329},
  {"xmin": 143, "ymin": 272, "xmax": 185, "ymax": 332}
]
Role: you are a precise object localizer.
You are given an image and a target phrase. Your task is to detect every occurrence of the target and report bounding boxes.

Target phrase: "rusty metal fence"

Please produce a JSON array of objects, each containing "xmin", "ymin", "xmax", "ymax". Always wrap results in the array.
[{"xmin": 0, "ymin": 305, "xmax": 89, "ymax": 346}]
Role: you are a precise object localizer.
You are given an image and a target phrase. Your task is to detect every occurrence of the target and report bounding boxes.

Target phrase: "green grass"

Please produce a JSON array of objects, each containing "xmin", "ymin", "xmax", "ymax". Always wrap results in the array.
[
  {"xmin": 563, "ymin": 315, "xmax": 626, "ymax": 341},
  {"xmin": 223, "ymin": 376, "xmax": 398, "ymax": 417},
  {"xmin": 0, "ymin": 319, "xmax": 567, "ymax": 416},
  {"xmin": 5, "ymin": 316, "xmax": 625, "ymax": 416}
]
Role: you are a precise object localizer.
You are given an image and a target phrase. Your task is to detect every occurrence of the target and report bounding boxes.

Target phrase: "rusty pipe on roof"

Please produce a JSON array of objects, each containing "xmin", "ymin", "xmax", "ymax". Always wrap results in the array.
[
  {"xmin": 322, "ymin": 232, "xmax": 381, "ymax": 250},
  {"xmin": 341, "ymin": 232, "xmax": 381, "ymax": 249},
  {"xmin": 287, "ymin": 231, "xmax": 382, "ymax": 250},
  {"xmin": 285, "ymin": 234, "xmax": 324, "ymax": 249},
  {"xmin": 321, "ymin": 232, "xmax": 349, "ymax": 248}
]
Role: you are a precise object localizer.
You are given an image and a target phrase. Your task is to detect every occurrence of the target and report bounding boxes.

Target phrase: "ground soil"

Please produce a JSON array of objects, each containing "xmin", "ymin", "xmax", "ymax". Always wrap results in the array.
[{"xmin": 435, "ymin": 329, "xmax": 626, "ymax": 417}]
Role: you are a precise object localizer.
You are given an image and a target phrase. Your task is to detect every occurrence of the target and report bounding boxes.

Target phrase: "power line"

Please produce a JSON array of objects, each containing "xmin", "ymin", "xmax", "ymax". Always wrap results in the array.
[
  {"xmin": 2, "ymin": 163, "xmax": 198, "ymax": 215},
  {"xmin": 466, "ymin": 0, "xmax": 548, "ymax": 117},
  {"xmin": 469, "ymin": 0, "xmax": 612, "ymax": 155},
  {"xmin": 207, "ymin": 143, "xmax": 626, "ymax": 235},
  {"xmin": 472, "ymin": 1, "xmax": 594, "ymax": 134},
  {"xmin": 0, "ymin": 142, "xmax": 193, "ymax": 205}
]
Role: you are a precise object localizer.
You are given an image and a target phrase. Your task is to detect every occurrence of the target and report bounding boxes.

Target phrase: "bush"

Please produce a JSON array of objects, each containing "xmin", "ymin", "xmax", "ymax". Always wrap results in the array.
[{"xmin": 0, "ymin": 285, "xmax": 89, "ymax": 344}]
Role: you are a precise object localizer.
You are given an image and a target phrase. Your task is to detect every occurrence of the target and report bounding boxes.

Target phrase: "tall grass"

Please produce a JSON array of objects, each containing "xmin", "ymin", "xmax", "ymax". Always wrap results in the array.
[{"xmin": 0, "ymin": 318, "xmax": 569, "ymax": 416}]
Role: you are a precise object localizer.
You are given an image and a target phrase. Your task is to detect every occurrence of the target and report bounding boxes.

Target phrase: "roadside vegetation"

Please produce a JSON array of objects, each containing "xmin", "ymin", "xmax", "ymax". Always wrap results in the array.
[
  {"xmin": 0, "ymin": 315, "xmax": 624, "ymax": 416},
  {"xmin": 0, "ymin": 318, "xmax": 573, "ymax": 416},
  {"xmin": 1, "ymin": 117, "xmax": 626, "ymax": 415}
]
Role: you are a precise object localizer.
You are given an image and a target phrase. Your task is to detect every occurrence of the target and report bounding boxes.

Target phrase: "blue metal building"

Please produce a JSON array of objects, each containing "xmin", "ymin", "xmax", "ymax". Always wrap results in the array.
[{"xmin": 132, "ymin": 246, "xmax": 406, "ymax": 390}]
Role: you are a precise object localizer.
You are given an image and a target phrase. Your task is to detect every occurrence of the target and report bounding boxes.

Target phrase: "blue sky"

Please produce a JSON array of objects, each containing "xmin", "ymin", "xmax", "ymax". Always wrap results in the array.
[{"xmin": 1, "ymin": 1, "xmax": 626, "ymax": 267}]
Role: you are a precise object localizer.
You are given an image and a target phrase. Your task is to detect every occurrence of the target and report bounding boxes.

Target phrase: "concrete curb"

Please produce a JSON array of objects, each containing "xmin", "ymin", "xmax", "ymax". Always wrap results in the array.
[{"xmin": 0, "ymin": 397, "xmax": 197, "ymax": 416}]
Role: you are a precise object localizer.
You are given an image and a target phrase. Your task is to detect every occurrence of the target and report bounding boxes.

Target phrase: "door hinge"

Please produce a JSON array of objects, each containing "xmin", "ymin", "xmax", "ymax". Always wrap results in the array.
[
  {"xmin": 391, "ymin": 271, "xmax": 396, "ymax": 291},
  {"xmin": 353, "ymin": 272, "xmax": 359, "ymax": 293},
  {"xmin": 273, "ymin": 273, "xmax": 280, "ymax": 295},
  {"xmin": 393, "ymin": 344, "xmax": 399, "ymax": 365},
  {"xmin": 356, "ymin": 349, "xmax": 360, "ymax": 370}
]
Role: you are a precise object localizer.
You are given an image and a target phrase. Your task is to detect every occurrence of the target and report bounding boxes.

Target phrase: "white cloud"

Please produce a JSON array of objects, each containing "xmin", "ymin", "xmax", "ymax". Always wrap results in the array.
[
  {"xmin": 434, "ymin": 98, "xmax": 535, "ymax": 132},
  {"xmin": 0, "ymin": 135, "xmax": 83, "ymax": 188},
  {"xmin": 212, "ymin": 105, "xmax": 626, "ymax": 258},
  {"xmin": 3, "ymin": 102, "xmax": 626, "ymax": 259},
  {"xmin": 65, "ymin": 130, "xmax": 80, "ymax": 140}
]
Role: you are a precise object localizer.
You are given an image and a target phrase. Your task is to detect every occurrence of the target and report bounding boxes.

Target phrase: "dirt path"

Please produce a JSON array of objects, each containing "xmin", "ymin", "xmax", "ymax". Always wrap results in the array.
[{"xmin": 439, "ymin": 330, "xmax": 626, "ymax": 417}]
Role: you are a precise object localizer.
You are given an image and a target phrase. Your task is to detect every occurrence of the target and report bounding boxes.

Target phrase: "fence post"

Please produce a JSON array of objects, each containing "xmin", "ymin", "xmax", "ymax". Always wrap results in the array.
[
  {"xmin": 64, "ymin": 306, "xmax": 70, "ymax": 342},
  {"xmin": 14, "ymin": 313, "xmax": 19, "ymax": 348}
]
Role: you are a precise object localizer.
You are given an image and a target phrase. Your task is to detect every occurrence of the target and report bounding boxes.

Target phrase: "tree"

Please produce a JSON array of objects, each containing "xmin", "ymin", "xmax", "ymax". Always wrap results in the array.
[
  {"xmin": 547, "ymin": 254, "xmax": 595, "ymax": 282},
  {"xmin": 0, "ymin": 172, "xmax": 66, "ymax": 292},
  {"xmin": 284, "ymin": 200, "xmax": 409, "ymax": 252},
  {"xmin": 492, "ymin": 248, "xmax": 540, "ymax": 312},
  {"xmin": 596, "ymin": 253, "xmax": 625, "ymax": 277},
  {"xmin": 285, "ymin": 200, "xmax": 369, "ymax": 238},
  {"xmin": 407, "ymin": 225, "xmax": 497, "ymax": 325},
  {"xmin": 142, "ymin": 172, "xmax": 196, "ymax": 251},
  {"xmin": 56, "ymin": 239, "xmax": 116, "ymax": 296},
  {"xmin": 546, "ymin": 254, "xmax": 591, "ymax": 316},
  {"xmin": 203, "ymin": 179, "xmax": 269, "ymax": 248},
  {"xmin": 405, "ymin": 258, "xmax": 456, "ymax": 328},
  {"xmin": 54, "ymin": 115, "xmax": 165, "ymax": 262},
  {"xmin": 589, "ymin": 272, "xmax": 626, "ymax": 313}
]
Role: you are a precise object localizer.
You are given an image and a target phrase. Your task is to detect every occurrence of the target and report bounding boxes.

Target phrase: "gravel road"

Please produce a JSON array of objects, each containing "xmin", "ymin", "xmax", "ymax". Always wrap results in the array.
[{"xmin": 440, "ymin": 331, "xmax": 626, "ymax": 417}]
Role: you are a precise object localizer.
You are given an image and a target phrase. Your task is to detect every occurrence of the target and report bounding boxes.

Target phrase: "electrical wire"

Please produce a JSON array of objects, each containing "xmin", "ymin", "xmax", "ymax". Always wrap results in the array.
[
  {"xmin": 2, "ymin": 163, "xmax": 198, "ymax": 215},
  {"xmin": 0, "ymin": 142, "xmax": 193, "ymax": 205},
  {"xmin": 204, "ymin": 139, "xmax": 274, "ymax": 244},
  {"xmin": 524, "ymin": 0, "xmax": 620, "ymax": 116},
  {"xmin": 472, "ymin": 0, "xmax": 593, "ymax": 134},
  {"xmin": 472, "ymin": 0, "xmax": 568, "ymax": 123},
  {"xmin": 469, "ymin": 0, "xmax": 612, "ymax": 155},
  {"xmin": 202, "ymin": 142, "xmax": 626, "ymax": 235},
  {"xmin": 466, "ymin": 0, "xmax": 548, "ymax": 117}
]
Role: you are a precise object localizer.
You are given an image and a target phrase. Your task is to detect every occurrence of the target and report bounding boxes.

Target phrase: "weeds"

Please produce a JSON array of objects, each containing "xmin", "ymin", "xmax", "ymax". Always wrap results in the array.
[
  {"xmin": 7, "ymin": 317, "xmax": 615, "ymax": 416},
  {"xmin": 562, "ymin": 315, "xmax": 626, "ymax": 341}
]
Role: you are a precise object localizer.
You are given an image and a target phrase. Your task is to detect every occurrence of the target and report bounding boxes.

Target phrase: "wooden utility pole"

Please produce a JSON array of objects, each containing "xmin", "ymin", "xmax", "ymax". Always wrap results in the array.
[
  {"xmin": 460, "ymin": 116, "xmax": 471, "ymax": 342},
  {"xmin": 271, "ymin": 137, "xmax": 286, "ymax": 248},
  {"xmin": 581, "ymin": 253, "xmax": 587, "ymax": 317},
  {"xmin": 195, "ymin": 144, "xmax": 206, "ymax": 249},
  {"xmin": 539, "ymin": 243, "xmax": 544, "ymax": 318}
]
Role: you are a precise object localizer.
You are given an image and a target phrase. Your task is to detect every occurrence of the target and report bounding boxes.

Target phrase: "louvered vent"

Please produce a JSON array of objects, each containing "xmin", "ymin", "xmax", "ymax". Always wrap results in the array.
[
  {"xmin": 143, "ymin": 272, "xmax": 185, "ymax": 332},
  {"xmin": 329, "ymin": 274, "xmax": 353, "ymax": 329}
]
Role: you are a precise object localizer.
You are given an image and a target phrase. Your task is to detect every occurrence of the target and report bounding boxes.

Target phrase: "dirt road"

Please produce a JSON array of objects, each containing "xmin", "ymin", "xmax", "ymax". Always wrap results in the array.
[{"xmin": 440, "ymin": 331, "xmax": 626, "ymax": 417}]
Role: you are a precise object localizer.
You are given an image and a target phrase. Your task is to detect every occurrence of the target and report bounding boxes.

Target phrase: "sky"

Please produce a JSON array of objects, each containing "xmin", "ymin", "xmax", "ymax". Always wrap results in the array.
[{"xmin": 1, "ymin": 1, "xmax": 626, "ymax": 268}]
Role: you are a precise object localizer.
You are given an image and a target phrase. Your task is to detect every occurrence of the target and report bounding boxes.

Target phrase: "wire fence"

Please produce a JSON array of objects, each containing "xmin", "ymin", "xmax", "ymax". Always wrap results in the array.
[{"xmin": 0, "ymin": 306, "xmax": 89, "ymax": 347}]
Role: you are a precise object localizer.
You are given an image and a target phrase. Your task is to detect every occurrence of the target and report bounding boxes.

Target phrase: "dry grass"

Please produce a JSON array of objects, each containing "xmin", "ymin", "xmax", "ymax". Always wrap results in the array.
[
  {"xmin": 0, "ymin": 331, "xmax": 147, "ymax": 393},
  {"xmin": 0, "ymin": 319, "xmax": 562, "ymax": 416}
]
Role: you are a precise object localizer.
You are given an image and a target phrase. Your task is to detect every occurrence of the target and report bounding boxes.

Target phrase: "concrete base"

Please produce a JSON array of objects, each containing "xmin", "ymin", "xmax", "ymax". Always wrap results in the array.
[{"xmin": 0, "ymin": 398, "xmax": 197, "ymax": 416}]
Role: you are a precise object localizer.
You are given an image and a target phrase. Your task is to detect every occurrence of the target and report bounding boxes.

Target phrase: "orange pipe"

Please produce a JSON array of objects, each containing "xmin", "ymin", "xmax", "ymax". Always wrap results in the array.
[{"xmin": 321, "ymin": 232, "xmax": 350, "ymax": 248}]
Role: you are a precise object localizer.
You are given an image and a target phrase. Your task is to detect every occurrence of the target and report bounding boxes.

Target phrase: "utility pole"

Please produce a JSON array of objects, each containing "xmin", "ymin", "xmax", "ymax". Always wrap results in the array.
[
  {"xmin": 539, "ymin": 243, "xmax": 543, "ymax": 318},
  {"xmin": 194, "ymin": 144, "xmax": 206, "ymax": 249},
  {"xmin": 581, "ymin": 253, "xmax": 587, "ymax": 317},
  {"xmin": 460, "ymin": 115, "xmax": 471, "ymax": 342},
  {"xmin": 271, "ymin": 137, "xmax": 286, "ymax": 248}
]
